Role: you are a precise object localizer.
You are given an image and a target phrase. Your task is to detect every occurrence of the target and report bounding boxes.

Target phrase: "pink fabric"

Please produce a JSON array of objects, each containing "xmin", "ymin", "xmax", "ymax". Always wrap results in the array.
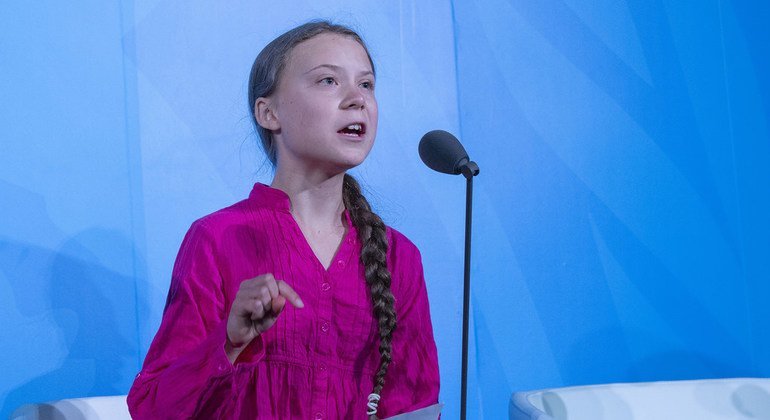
[{"xmin": 128, "ymin": 183, "xmax": 440, "ymax": 419}]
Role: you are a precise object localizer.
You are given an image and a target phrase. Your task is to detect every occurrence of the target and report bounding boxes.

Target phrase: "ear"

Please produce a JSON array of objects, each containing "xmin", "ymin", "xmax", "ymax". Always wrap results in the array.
[{"xmin": 254, "ymin": 97, "xmax": 280, "ymax": 131}]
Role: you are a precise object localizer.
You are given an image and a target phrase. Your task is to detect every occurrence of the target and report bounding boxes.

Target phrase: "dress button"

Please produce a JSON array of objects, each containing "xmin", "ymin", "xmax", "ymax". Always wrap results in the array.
[
  {"xmin": 315, "ymin": 412, "xmax": 324, "ymax": 420},
  {"xmin": 319, "ymin": 363, "xmax": 327, "ymax": 371},
  {"xmin": 320, "ymin": 282, "xmax": 331, "ymax": 291},
  {"xmin": 336, "ymin": 259, "xmax": 345, "ymax": 269},
  {"xmin": 321, "ymin": 322, "xmax": 330, "ymax": 333}
]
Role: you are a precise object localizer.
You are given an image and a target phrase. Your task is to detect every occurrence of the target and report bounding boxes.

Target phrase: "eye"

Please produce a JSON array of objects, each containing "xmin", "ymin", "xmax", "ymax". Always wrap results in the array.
[
  {"xmin": 318, "ymin": 77, "xmax": 336, "ymax": 86},
  {"xmin": 360, "ymin": 80, "xmax": 375, "ymax": 90}
]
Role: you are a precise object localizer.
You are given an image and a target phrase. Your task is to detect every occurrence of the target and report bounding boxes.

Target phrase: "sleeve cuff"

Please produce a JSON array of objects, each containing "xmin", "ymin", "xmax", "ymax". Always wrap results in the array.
[{"xmin": 209, "ymin": 319, "xmax": 266, "ymax": 377}]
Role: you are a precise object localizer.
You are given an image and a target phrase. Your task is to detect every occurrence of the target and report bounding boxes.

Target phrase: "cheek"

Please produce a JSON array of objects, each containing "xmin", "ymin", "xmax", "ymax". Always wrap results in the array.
[
  {"xmin": 368, "ymin": 98, "xmax": 379, "ymax": 130},
  {"xmin": 370, "ymin": 109, "xmax": 379, "ymax": 135},
  {"xmin": 278, "ymin": 101, "xmax": 316, "ymax": 136},
  {"xmin": 288, "ymin": 99, "xmax": 327, "ymax": 127}
]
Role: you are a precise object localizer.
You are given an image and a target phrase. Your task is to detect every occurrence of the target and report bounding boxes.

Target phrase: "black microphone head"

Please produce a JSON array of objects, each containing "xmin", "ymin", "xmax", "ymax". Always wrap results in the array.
[{"xmin": 419, "ymin": 130, "xmax": 469, "ymax": 175}]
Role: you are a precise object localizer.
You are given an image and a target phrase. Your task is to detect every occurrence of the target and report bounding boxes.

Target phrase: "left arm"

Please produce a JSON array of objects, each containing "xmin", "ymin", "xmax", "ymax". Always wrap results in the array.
[{"xmin": 381, "ymin": 237, "xmax": 440, "ymax": 416}]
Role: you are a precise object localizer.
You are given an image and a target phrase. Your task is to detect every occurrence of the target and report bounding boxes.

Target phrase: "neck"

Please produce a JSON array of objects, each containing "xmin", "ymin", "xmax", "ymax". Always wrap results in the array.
[{"xmin": 271, "ymin": 168, "xmax": 346, "ymax": 229}]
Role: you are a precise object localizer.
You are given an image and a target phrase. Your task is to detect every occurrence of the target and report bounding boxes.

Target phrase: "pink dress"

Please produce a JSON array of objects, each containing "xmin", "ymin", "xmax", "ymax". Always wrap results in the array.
[{"xmin": 128, "ymin": 183, "xmax": 440, "ymax": 419}]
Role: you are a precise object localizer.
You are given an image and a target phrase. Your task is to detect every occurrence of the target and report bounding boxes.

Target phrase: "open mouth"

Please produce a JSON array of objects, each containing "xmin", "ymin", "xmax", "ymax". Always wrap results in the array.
[{"xmin": 337, "ymin": 123, "xmax": 366, "ymax": 137}]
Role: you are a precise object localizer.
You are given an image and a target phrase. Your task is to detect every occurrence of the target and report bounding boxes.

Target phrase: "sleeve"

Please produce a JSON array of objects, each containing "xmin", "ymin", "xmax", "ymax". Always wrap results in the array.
[
  {"xmin": 127, "ymin": 220, "xmax": 265, "ymax": 419},
  {"xmin": 380, "ymin": 236, "xmax": 441, "ymax": 417}
]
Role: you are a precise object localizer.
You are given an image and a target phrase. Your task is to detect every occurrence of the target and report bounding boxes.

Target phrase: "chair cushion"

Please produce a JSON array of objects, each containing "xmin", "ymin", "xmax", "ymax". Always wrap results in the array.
[
  {"xmin": 510, "ymin": 378, "xmax": 770, "ymax": 420},
  {"xmin": 10, "ymin": 395, "xmax": 130, "ymax": 420}
]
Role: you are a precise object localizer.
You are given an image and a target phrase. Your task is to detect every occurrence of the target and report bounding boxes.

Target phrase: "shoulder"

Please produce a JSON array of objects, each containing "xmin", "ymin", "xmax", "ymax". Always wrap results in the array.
[
  {"xmin": 385, "ymin": 225, "xmax": 423, "ymax": 271},
  {"xmin": 170, "ymin": 198, "xmax": 255, "ymax": 261},
  {"xmin": 185, "ymin": 198, "xmax": 253, "ymax": 238},
  {"xmin": 170, "ymin": 198, "xmax": 256, "ymax": 284},
  {"xmin": 386, "ymin": 226, "xmax": 420, "ymax": 254}
]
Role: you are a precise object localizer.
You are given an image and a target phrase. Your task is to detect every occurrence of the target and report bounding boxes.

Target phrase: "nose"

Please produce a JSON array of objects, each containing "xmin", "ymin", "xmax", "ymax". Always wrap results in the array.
[{"xmin": 340, "ymin": 85, "xmax": 366, "ymax": 110}]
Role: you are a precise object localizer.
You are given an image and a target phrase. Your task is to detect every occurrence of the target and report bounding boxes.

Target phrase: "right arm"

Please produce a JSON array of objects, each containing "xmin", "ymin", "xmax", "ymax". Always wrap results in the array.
[{"xmin": 127, "ymin": 221, "xmax": 301, "ymax": 419}]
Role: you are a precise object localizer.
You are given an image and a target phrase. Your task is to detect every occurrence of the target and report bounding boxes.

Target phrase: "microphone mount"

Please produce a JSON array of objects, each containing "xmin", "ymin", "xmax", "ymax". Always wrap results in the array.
[{"xmin": 458, "ymin": 160, "xmax": 480, "ymax": 179}]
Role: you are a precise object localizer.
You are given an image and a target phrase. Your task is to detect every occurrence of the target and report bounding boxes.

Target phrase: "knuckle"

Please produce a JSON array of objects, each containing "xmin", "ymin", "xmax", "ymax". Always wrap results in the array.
[{"xmin": 255, "ymin": 273, "xmax": 275, "ymax": 286}]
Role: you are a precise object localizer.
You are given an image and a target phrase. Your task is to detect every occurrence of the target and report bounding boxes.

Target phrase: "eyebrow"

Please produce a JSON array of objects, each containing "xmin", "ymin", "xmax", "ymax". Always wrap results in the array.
[{"xmin": 303, "ymin": 64, "xmax": 374, "ymax": 77}]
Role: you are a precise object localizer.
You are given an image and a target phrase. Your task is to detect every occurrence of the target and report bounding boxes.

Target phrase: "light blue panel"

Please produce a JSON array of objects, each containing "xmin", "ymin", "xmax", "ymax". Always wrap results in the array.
[
  {"xmin": 2, "ymin": 0, "xmax": 461, "ymax": 415},
  {"xmin": 453, "ymin": 0, "xmax": 770, "ymax": 418},
  {"xmin": 0, "ymin": 0, "xmax": 143, "ymax": 417},
  {"xmin": 727, "ymin": 0, "xmax": 770, "ymax": 372}
]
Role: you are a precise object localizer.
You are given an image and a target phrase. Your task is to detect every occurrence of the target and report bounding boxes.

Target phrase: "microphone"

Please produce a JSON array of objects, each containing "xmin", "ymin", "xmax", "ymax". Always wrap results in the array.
[
  {"xmin": 417, "ymin": 129, "xmax": 479, "ymax": 420},
  {"xmin": 418, "ymin": 130, "xmax": 479, "ymax": 178}
]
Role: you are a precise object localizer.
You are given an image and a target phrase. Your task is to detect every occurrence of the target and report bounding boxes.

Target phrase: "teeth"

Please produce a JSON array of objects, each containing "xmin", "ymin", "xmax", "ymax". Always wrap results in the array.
[{"xmin": 346, "ymin": 124, "xmax": 362, "ymax": 132}]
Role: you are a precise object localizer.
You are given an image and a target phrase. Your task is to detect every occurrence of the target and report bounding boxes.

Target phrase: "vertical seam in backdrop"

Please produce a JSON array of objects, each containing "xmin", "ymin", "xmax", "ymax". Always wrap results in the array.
[
  {"xmin": 716, "ymin": 0, "xmax": 753, "ymax": 371},
  {"xmin": 117, "ymin": 0, "xmax": 145, "ymax": 375},
  {"xmin": 449, "ymin": 0, "xmax": 465, "ymax": 142}
]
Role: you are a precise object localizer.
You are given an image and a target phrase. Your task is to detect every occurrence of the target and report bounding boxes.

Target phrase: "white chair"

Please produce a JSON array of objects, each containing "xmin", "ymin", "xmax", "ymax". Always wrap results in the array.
[
  {"xmin": 509, "ymin": 378, "xmax": 770, "ymax": 420},
  {"xmin": 10, "ymin": 395, "xmax": 130, "ymax": 420}
]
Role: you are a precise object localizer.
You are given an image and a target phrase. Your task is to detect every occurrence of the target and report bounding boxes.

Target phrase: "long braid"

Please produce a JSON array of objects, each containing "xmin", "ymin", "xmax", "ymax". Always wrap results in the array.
[{"xmin": 342, "ymin": 174, "xmax": 396, "ymax": 420}]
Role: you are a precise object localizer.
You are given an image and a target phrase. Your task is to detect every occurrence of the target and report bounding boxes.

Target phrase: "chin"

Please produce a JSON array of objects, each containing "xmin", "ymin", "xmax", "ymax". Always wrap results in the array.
[
  {"xmin": 334, "ymin": 159, "xmax": 365, "ymax": 172},
  {"xmin": 338, "ymin": 148, "xmax": 372, "ymax": 167},
  {"xmin": 328, "ymin": 155, "xmax": 368, "ymax": 173}
]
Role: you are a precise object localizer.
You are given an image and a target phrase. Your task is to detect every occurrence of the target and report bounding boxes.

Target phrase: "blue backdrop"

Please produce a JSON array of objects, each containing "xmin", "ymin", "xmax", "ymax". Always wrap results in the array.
[{"xmin": 1, "ymin": 1, "xmax": 768, "ymax": 419}]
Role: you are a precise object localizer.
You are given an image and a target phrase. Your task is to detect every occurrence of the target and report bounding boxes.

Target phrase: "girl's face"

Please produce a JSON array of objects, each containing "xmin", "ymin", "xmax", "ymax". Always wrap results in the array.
[{"xmin": 260, "ymin": 33, "xmax": 378, "ymax": 175}]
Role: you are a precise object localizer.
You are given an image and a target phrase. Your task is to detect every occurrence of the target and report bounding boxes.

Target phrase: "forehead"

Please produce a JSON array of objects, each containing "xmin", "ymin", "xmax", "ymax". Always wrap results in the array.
[{"xmin": 285, "ymin": 33, "xmax": 372, "ymax": 74}]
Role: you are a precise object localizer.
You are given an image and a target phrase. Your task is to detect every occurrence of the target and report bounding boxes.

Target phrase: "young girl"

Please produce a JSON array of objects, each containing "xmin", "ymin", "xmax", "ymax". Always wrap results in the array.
[{"xmin": 127, "ymin": 21, "xmax": 440, "ymax": 419}]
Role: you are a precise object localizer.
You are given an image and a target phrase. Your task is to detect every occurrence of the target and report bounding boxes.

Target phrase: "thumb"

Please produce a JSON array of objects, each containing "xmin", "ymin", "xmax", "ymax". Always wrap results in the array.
[{"xmin": 271, "ymin": 295, "xmax": 287, "ymax": 315}]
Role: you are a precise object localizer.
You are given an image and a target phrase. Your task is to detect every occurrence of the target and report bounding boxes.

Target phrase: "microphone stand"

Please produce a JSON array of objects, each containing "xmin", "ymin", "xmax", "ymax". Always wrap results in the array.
[{"xmin": 459, "ymin": 161, "xmax": 479, "ymax": 420}]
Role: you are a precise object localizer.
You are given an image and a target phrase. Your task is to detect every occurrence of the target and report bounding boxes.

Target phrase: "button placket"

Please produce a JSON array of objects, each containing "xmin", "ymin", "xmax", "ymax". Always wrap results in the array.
[{"xmin": 311, "ymin": 272, "xmax": 333, "ymax": 417}]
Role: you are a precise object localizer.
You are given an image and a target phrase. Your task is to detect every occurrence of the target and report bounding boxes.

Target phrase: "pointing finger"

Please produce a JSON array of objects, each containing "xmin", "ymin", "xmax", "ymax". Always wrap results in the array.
[{"xmin": 277, "ymin": 280, "xmax": 304, "ymax": 308}]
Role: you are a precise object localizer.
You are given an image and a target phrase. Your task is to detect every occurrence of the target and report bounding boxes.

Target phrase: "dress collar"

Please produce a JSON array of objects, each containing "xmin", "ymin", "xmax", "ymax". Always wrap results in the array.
[
  {"xmin": 248, "ymin": 183, "xmax": 292, "ymax": 212},
  {"xmin": 247, "ymin": 183, "xmax": 356, "ymax": 233}
]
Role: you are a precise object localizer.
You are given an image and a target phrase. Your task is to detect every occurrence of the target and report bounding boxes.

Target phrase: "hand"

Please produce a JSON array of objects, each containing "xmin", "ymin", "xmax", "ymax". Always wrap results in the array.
[{"xmin": 225, "ymin": 273, "xmax": 304, "ymax": 362}]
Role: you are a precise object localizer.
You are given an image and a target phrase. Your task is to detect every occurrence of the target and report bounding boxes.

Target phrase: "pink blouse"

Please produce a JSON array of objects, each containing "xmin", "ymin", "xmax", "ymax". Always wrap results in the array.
[{"xmin": 128, "ymin": 183, "xmax": 440, "ymax": 419}]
